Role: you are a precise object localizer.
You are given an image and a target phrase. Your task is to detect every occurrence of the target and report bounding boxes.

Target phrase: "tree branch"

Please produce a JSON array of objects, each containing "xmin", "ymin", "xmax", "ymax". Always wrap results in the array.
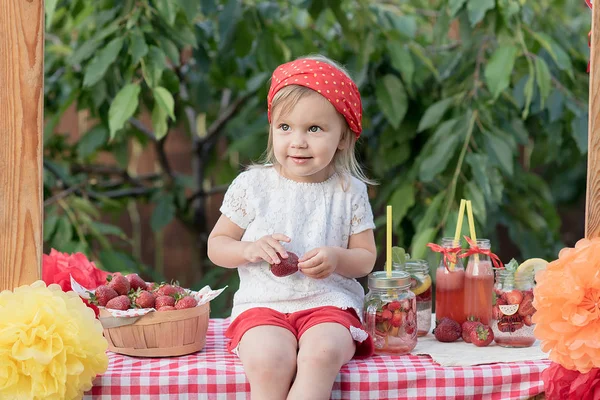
[{"xmin": 129, "ymin": 117, "xmax": 157, "ymax": 141}]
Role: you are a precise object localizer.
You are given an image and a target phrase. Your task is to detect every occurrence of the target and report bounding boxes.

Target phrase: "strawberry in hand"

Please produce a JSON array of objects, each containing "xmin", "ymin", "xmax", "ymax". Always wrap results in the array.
[{"xmin": 298, "ymin": 247, "xmax": 339, "ymax": 279}]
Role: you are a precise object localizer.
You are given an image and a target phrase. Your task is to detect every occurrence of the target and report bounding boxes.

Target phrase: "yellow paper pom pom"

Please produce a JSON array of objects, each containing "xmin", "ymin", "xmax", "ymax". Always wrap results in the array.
[{"xmin": 0, "ymin": 281, "xmax": 108, "ymax": 399}]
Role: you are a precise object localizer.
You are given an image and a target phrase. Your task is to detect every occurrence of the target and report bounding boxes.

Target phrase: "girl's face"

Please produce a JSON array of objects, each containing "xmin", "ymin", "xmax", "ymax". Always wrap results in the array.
[{"xmin": 271, "ymin": 91, "xmax": 345, "ymax": 183}]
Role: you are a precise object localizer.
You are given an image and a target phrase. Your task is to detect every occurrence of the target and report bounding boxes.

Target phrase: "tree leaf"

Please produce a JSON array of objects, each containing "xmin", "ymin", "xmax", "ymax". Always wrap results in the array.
[
  {"xmin": 153, "ymin": 86, "xmax": 176, "ymax": 121},
  {"xmin": 77, "ymin": 124, "xmax": 109, "ymax": 159},
  {"xmin": 410, "ymin": 227, "xmax": 437, "ymax": 260},
  {"xmin": 151, "ymin": 194, "xmax": 176, "ymax": 232},
  {"xmin": 528, "ymin": 31, "xmax": 573, "ymax": 78},
  {"xmin": 142, "ymin": 46, "xmax": 167, "ymax": 88},
  {"xmin": 466, "ymin": 153, "xmax": 492, "ymax": 199},
  {"xmin": 157, "ymin": 36, "xmax": 180, "ymax": 66},
  {"xmin": 534, "ymin": 57, "xmax": 552, "ymax": 108},
  {"xmin": 129, "ymin": 30, "xmax": 148, "ymax": 65},
  {"xmin": 152, "ymin": 103, "xmax": 169, "ymax": 140},
  {"xmin": 389, "ymin": 182, "xmax": 415, "ymax": 228},
  {"xmin": 45, "ymin": 0, "xmax": 58, "ymax": 28},
  {"xmin": 484, "ymin": 131, "xmax": 514, "ymax": 176},
  {"xmin": 177, "ymin": 0, "xmax": 198, "ymax": 19},
  {"xmin": 571, "ymin": 113, "xmax": 588, "ymax": 154},
  {"xmin": 449, "ymin": 0, "xmax": 468, "ymax": 17},
  {"xmin": 388, "ymin": 43, "xmax": 414, "ymax": 87},
  {"xmin": 408, "ymin": 43, "xmax": 440, "ymax": 81},
  {"xmin": 83, "ymin": 38, "xmax": 124, "ymax": 87},
  {"xmin": 465, "ymin": 181, "xmax": 486, "ymax": 226},
  {"xmin": 219, "ymin": 0, "xmax": 242, "ymax": 51},
  {"xmin": 108, "ymin": 84, "xmax": 140, "ymax": 140},
  {"xmin": 387, "ymin": 14, "xmax": 417, "ymax": 39},
  {"xmin": 522, "ymin": 72, "xmax": 535, "ymax": 119},
  {"xmin": 418, "ymin": 98, "xmax": 453, "ymax": 132},
  {"xmin": 90, "ymin": 222, "xmax": 126, "ymax": 238},
  {"xmin": 156, "ymin": 0, "xmax": 177, "ymax": 25},
  {"xmin": 467, "ymin": 0, "xmax": 495, "ymax": 26},
  {"xmin": 416, "ymin": 191, "xmax": 446, "ymax": 233},
  {"xmin": 376, "ymin": 75, "xmax": 408, "ymax": 128},
  {"xmin": 484, "ymin": 45, "xmax": 519, "ymax": 99}
]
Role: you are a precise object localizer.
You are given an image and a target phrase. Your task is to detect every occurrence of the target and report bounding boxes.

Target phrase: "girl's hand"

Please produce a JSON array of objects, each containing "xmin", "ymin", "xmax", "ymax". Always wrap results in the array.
[
  {"xmin": 243, "ymin": 234, "xmax": 291, "ymax": 264},
  {"xmin": 298, "ymin": 247, "xmax": 339, "ymax": 279}
]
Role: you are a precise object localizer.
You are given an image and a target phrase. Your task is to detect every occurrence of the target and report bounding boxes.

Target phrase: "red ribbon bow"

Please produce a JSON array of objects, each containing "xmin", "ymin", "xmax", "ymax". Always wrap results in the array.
[
  {"xmin": 458, "ymin": 236, "xmax": 504, "ymax": 269},
  {"xmin": 426, "ymin": 243, "xmax": 462, "ymax": 272}
]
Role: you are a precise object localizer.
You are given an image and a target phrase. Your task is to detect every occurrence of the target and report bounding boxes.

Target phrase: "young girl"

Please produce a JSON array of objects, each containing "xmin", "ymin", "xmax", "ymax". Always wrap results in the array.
[{"xmin": 208, "ymin": 55, "xmax": 377, "ymax": 400}]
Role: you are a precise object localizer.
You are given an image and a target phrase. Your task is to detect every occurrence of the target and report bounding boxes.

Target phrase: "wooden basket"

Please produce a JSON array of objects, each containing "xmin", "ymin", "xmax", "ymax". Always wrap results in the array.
[{"xmin": 98, "ymin": 302, "xmax": 210, "ymax": 357}]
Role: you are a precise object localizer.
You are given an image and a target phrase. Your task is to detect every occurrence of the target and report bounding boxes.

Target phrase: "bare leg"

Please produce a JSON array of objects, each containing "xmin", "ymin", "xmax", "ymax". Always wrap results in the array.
[
  {"xmin": 238, "ymin": 326, "xmax": 298, "ymax": 400},
  {"xmin": 287, "ymin": 323, "xmax": 356, "ymax": 400}
]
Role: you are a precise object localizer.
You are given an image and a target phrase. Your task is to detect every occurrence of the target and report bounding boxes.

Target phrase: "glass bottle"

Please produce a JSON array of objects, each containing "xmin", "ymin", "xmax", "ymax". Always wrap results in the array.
[
  {"xmin": 363, "ymin": 271, "xmax": 417, "ymax": 355},
  {"xmin": 394, "ymin": 260, "xmax": 432, "ymax": 336},
  {"xmin": 434, "ymin": 238, "xmax": 466, "ymax": 324},
  {"xmin": 463, "ymin": 239, "xmax": 495, "ymax": 325},
  {"xmin": 492, "ymin": 269, "xmax": 536, "ymax": 347}
]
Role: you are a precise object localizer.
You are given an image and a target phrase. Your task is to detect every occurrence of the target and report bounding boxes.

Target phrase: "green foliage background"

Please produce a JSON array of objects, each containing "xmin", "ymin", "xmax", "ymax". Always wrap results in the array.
[{"xmin": 43, "ymin": 0, "xmax": 591, "ymax": 316}]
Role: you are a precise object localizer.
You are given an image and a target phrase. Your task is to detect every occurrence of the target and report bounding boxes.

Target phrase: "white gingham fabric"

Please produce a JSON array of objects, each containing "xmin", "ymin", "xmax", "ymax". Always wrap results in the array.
[{"xmin": 85, "ymin": 318, "xmax": 550, "ymax": 399}]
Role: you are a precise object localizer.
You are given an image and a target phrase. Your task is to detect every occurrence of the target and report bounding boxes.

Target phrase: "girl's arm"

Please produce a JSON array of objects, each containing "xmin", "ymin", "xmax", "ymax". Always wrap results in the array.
[
  {"xmin": 208, "ymin": 214, "xmax": 291, "ymax": 268},
  {"xmin": 298, "ymin": 229, "xmax": 377, "ymax": 279},
  {"xmin": 334, "ymin": 229, "xmax": 377, "ymax": 278}
]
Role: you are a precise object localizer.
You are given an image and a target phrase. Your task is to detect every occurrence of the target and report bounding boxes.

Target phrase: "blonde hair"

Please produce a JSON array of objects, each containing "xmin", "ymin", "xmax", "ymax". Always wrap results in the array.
[{"xmin": 257, "ymin": 54, "xmax": 376, "ymax": 187}]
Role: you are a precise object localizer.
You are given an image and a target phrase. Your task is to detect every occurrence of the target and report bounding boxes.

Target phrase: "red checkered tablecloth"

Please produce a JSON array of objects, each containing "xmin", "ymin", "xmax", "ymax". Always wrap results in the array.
[{"xmin": 85, "ymin": 318, "xmax": 550, "ymax": 399}]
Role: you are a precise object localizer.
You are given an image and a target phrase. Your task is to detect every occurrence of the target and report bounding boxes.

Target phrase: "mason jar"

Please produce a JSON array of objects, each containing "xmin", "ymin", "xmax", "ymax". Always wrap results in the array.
[
  {"xmin": 434, "ymin": 238, "xmax": 466, "ymax": 324},
  {"xmin": 394, "ymin": 260, "xmax": 432, "ymax": 336},
  {"xmin": 491, "ymin": 269, "xmax": 536, "ymax": 348},
  {"xmin": 463, "ymin": 239, "xmax": 495, "ymax": 325},
  {"xmin": 363, "ymin": 271, "xmax": 417, "ymax": 355}
]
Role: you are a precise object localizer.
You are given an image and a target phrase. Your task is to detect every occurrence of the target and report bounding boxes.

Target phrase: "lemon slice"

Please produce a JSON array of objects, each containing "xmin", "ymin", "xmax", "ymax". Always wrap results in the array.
[
  {"xmin": 515, "ymin": 258, "xmax": 548, "ymax": 285},
  {"xmin": 412, "ymin": 274, "xmax": 432, "ymax": 296}
]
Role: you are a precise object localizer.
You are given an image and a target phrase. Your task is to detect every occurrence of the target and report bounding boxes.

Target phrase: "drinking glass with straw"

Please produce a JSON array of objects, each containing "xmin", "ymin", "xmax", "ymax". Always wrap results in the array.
[
  {"xmin": 466, "ymin": 200, "xmax": 479, "ymax": 264},
  {"xmin": 450, "ymin": 199, "xmax": 467, "ymax": 269}
]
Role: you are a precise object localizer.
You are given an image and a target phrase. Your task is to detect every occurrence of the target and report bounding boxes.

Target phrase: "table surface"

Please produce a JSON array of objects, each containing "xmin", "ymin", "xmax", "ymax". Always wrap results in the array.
[{"xmin": 85, "ymin": 318, "xmax": 550, "ymax": 400}]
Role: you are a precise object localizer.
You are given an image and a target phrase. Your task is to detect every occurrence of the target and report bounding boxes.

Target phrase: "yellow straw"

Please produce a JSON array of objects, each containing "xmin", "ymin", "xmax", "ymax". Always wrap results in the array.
[
  {"xmin": 454, "ymin": 199, "xmax": 466, "ymax": 242},
  {"xmin": 466, "ymin": 200, "xmax": 479, "ymax": 263},
  {"xmin": 449, "ymin": 199, "xmax": 467, "ymax": 270},
  {"xmin": 386, "ymin": 205, "xmax": 392, "ymax": 277}
]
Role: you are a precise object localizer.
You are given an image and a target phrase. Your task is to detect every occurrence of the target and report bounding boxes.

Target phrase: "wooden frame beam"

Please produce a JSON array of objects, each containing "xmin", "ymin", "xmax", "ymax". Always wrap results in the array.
[{"xmin": 0, "ymin": 1, "xmax": 44, "ymax": 291}]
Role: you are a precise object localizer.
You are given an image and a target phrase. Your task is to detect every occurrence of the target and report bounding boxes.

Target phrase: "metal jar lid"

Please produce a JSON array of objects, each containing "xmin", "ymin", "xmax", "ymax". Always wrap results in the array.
[{"xmin": 368, "ymin": 270, "xmax": 411, "ymax": 290}]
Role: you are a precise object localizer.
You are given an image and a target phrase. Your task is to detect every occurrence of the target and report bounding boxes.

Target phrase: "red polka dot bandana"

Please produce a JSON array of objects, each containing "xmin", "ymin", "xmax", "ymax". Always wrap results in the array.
[{"xmin": 267, "ymin": 59, "xmax": 363, "ymax": 137}]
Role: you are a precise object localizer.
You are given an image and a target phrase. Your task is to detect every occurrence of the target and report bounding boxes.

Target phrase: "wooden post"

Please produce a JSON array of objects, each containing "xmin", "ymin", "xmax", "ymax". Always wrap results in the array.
[
  {"xmin": 0, "ymin": 1, "xmax": 44, "ymax": 291},
  {"xmin": 587, "ymin": 2, "xmax": 600, "ymax": 238}
]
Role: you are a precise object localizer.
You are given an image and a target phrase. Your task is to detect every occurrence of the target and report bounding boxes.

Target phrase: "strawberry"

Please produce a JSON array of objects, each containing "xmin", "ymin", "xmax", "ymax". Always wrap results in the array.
[
  {"xmin": 504, "ymin": 290, "xmax": 523, "ymax": 305},
  {"xmin": 155, "ymin": 295, "xmax": 176, "ymax": 309},
  {"xmin": 381, "ymin": 309, "xmax": 393, "ymax": 320},
  {"xmin": 405, "ymin": 321, "xmax": 416, "ymax": 335},
  {"xmin": 132, "ymin": 290, "xmax": 155, "ymax": 309},
  {"xmin": 105, "ymin": 295, "xmax": 131, "ymax": 310},
  {"xmin": 107, "ymin": 274, "xmax": 131, "ymax": 296},
  {"xmin": 157, "ymin": 306, "xmax": 176, "ymax": 311},
  {"xmin": 523, "ymin": 314, "xmax": 534, "ymax": 326},
  {"xmin": 126, "ymin": 273, "xmax": 147, "ymax": 291},
  {"xmin": 492, "ymin": 305, "xmax": 502, "ymax": 320},
  {"xmin": 461, "ymin": 318, "xmax": 483, "ymax": 343},
  {"xmin": 89, "ymin": 285, "xmax": 118, "ymax": 306},
  {"xmin": 433, "ymin": 317, "xmax": 462, "ymax": 343},
  {"xmin": 518, "ymin": 294, "xmax": 536, "ymax": 317},
  {"xmin": 156, "ymin": 284, "xmax": 182, "ymax": 297},
  {"xmin": 175, "ymin": 296, "xmax": 198, "ymax": 310},
  {"xmin": 470, "ymin": 325, "xmax": 494, "ymax": 347},
  {"xmin": 391, "ymin": 310, "xmax": 402, "ymax": 327},
  {"xmin": 269, "ymin": 252, "xmax": 299, "ymax": 277},
  {"xmin": 387, "ymin": 301, "xmax": 401, "ymax": 312},
  {"xmin": 146, "ymin": 282, "xmax": 158, "ymax": 292},
  {"xmin": 497, "ymin": 315, "xmax": 524, "ymax": 332}
]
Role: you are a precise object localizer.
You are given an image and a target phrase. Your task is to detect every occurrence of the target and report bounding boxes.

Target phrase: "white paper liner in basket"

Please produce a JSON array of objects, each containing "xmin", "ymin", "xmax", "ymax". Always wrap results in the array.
[{"xmin": 70, "ymin": 275, "xmax": 226, "ymax": 317}]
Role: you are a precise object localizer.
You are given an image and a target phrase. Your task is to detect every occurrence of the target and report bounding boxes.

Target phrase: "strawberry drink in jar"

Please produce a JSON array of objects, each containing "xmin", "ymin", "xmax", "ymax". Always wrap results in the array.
[
  {"xmin": 492, "ymin": 263, "xmax": 536, "ymax": 348},
  {"xmin": 363, "ymin": 271, "xmax": 417, "ymax": 355},
  {"xmin": 394, "ymin": 260, "xmax": 432, "ymax": 336}
]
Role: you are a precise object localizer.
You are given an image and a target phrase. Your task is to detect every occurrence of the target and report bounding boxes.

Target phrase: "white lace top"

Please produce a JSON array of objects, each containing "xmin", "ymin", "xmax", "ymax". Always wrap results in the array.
[{"xmin": 219, "ymin": 166, "xmax": 376, "ymax": 321}]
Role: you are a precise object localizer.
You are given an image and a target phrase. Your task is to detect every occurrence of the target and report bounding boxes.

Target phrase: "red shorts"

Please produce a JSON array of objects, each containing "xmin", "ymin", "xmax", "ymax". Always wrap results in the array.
[{"xmin": 225, "ymin": 306, "xmax": 373, "ymax": 359}]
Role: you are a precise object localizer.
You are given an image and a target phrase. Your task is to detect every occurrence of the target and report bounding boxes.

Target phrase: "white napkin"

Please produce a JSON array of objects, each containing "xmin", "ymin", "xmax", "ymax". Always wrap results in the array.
[{"xmin": 413, "ymin": 334, "xmax": 549, "ymax": 367}]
